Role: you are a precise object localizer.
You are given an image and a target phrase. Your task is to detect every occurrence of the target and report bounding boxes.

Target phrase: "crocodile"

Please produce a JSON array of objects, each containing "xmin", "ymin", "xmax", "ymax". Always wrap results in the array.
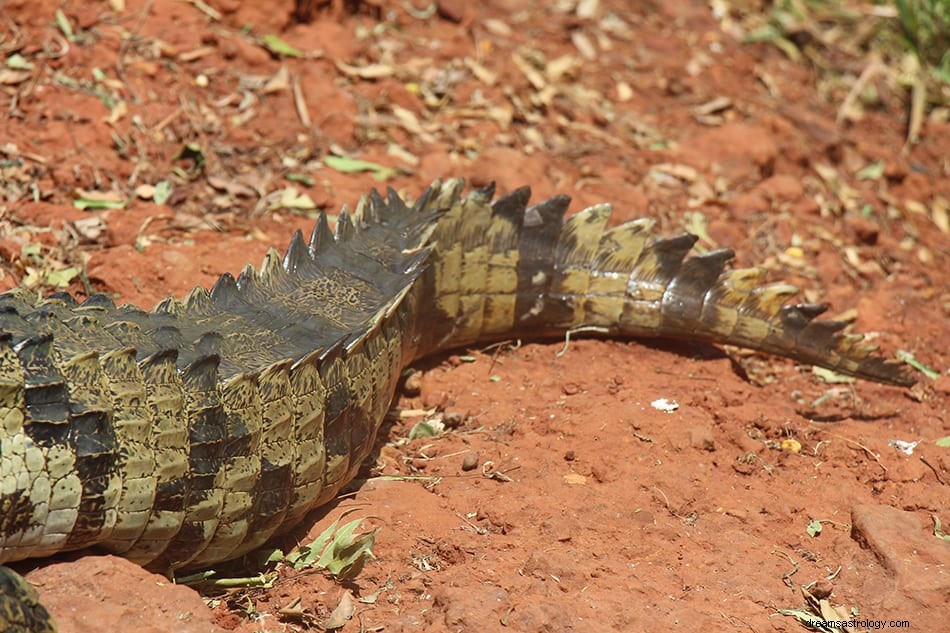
[{"xmin": 0, "ymin": 179, "xmax": 913, "ymax": 631}]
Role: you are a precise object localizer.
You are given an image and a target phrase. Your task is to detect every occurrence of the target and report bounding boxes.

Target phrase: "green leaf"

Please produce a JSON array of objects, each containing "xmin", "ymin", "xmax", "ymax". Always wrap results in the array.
[
  {"xmin": 45, "ymin": 266, "xmax": 81, "ymax": 288},
  {"xmin": 856, "ymin": 160, "xmax": 885, "ymax": 180},
  {"xmin": 895, "ymin": 349, "xmax": 940, "ymax": 379},
  {"xmin": 73, "ymin": 198, "xmax": 126, "ymax": 210},
  {"xmin": 935, "ymin": 436, "xmax": 950, "ymax": 448},
  {"xmin": 153, "ymin": 180, "xmax": 173, "ymax": 205},
  {"xmin": 55, "ymin": 9, "xmax": 76, "ymax": 42},
  {"xmin": 812, "ymin": 366, "xmax": 856, "ymax": 384},
  {"xmin": 6, "ymin": 53, "xmax": 34, "ymax": 71},
  {"xmin": 262, "ymin": 34, "xmax": 303, "ymax": 58},
  {"xmin": 323, "ymin": 155, "xmax": 397, "ymax": 181},
  {"xmin": 408, "ymin": 421, "xmax": 441, "ymax": 440},
  {"xmin": 934, "ymin": 516, "xmax": 950, "ymax": 542},
  {"xmin": 806, "ymin": 520, "xmax": 823, "ymax": 537},
  {"xmin": 285, "ymin": 172, "xmax": 315, "ymax": 186},
  {"xmin": 288, "ymin": 518, "xmax": 341, "ymax": 571},
  {"xmin": 316, "ymin": 518, "xmax": 376, "ymax": 581},
  {"xmin": 271, "ymin": 186, "xmax": 316, "ymax": 211}
]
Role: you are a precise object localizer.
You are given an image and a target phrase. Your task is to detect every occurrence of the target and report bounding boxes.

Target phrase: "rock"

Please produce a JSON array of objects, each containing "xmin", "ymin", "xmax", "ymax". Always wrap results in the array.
[
  {"xmin": 850, "ymin": 504, "xmax": 950, "ymax": 595},
  {"xmin": 433, "ymin": 584, "xmax": 509, "ymax": 629},
  {"xmin": 27, "ymin": 555, "xmax": 225, "ymax": 633},
  {"xmin": 689, "ymin": 426, "xmax": 716, "ymax": 451}
]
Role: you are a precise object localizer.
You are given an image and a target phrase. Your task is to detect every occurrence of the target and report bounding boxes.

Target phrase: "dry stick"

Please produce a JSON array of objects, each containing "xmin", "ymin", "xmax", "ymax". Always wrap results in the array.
[
  {"xmin": 836, "ymin": 60, "xmax": 883, "ymax": 124},
  {"xmin": 115, "ymin": 0, "xmax": 154, "ymax": 104},
  {"xmin": 904, "ymin": 74, "xmax": 926, "ymax": 152},
  {"xmin": 292, "ymin": 73, "xmax": 311, "ymax": 127},
  {"xmin": 920, "ymin": 456, "xmax": 947, "ymax": 485},
  {"xmin": 826, "ymin": 432, "xmax": 887, "ymax": 473}
]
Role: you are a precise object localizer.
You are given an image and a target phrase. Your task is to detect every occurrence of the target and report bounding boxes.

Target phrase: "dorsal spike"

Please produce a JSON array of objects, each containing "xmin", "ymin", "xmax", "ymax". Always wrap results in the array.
[
  {"xmin": 151, "ymin": 325, "xmax": 184, "ymax": 351},
  {"xmin": 524, "ymin": 194, "xmax": 571, "ymax": 228},
  {"xmin": 308, "ymin": 212, "xmax": 334, "ymax": 256},
  {"xmin": 411, "ymin": 180, "xmax": 439, "ymax": 214},
  {"xmin": 283, "ymin": 230, "xmax": 308, "ymax": 274},
  {"xmin": 154, "ymin": 297, "xmax": 182, "ymax": 316},
  {"xmin": 80, "ymin": 293, "xmax": 116, "ymax": 310},
  {"xmin": 184, "ymin": 287, "xmax": 212, "ymax": 313},
  {"xmin": 475, "ymin": 181, "xmax": 497, "ymax": 200},
  {"xmin": 45, "ymin": 292, "xmax": 77, "ymax": 307},
  {"xmin": 182, "ymin": 353, "xmax": 220, "ymax": 391},
  {"xmin": 210, "ymin": 272, "xmax": 239, "ymax": 304},
  {"xmin": 335, "ymin": 210, "xmax": 356, "ymax": 242},
  {"xmin": 634, "ymin": 234, "xmax": 699, "ymax": 284},
  {"xmin": 367, "ymin": 188, "xmax": 387, "ymax": 218},
  {"xmin": 492, "ymin": 186, "xmax": 532, "ymax": 223},
  {"xmin": 235, "ymin": 264, "xmax": 257, "ymax": 291},
  {"xmin": 257, "ymin": 249, "xmax": 284, "ymax": 286},
  {"xmin": 194, "ymin": 331, "xmax": 224, "ymax": 357},
  {"xmin": 660, "ymin": 248, "xmax": 736, "ymax": 328},
  {"xmin": 385, "ymin": 186, "xmax": 411, "ymax": 218}
]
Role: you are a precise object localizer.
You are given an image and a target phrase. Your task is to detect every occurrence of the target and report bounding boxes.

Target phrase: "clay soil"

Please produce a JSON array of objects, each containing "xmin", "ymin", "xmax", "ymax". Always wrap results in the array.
[{"xmin": 2, "ymin": 1, "xmax": 949, "ymax": 632}]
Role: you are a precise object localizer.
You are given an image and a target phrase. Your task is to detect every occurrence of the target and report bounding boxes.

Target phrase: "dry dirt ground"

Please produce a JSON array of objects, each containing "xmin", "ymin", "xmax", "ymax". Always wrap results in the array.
[{"xmin": 2, "ymin": 0, "xmax": 949, "ymax": 632}]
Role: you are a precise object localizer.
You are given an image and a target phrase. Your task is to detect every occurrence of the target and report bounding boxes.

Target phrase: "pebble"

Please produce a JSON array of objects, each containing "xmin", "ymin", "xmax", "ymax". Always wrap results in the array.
[{"xmin": 461, "ymin": 451, "xmax": 479, "ymax": 471}]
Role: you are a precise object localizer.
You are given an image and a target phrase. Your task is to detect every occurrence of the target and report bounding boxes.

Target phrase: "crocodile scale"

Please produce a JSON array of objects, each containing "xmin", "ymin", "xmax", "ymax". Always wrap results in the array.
[{"xmin": 0, "ymin": 179, "xmax": 913, "ymax": 631}]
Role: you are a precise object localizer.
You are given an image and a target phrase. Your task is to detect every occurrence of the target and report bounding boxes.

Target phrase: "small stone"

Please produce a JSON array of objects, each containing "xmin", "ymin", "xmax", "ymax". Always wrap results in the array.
[
  {"xmin": 809, "ymin": 579, "xmax": 834, "ymax": 599},
  {"xmin": 461, "ymin": 452, "xmax": 479, "ymax": 471},
  {"xmin": 561, "ymin": 382, "xmax": 580, "ymax": 395},
  {"xmin": 403, "ymin": 370, "xmax": 422, "ymax": 396},
  {"xmin": 563, "ymin": 450, "xmax": 575, "ymax": 462},
  {"xmin": 932, "ymin": 374, "xmax": 950, "ymax": 395},
  {"xmin": 442, "ymin": 411, "xmax": 463, "ymax": 428},
  {"xmin": 437, "ymin": 0, "xmax": 469, "ymax": 23},
  {"xmin": 689, "ymin": 426, "xmax": 716, "ymax": 451}
]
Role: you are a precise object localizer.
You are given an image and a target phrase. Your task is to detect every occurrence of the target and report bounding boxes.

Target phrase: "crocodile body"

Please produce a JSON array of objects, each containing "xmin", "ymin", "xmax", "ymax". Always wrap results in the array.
[{"xmin": 0, "ymin": 179, "xmax": 912, "ymax": 630}]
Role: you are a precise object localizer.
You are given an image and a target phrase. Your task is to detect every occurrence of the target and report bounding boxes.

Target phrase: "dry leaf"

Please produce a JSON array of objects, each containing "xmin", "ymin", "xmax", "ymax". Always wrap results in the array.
[
  {"xmin": 324, "ymin": 590, "xmax": 356, "ymax": 630},
  {"xmin": 335, "ymin": 60, "xmax": 395, "ymax": 79}
]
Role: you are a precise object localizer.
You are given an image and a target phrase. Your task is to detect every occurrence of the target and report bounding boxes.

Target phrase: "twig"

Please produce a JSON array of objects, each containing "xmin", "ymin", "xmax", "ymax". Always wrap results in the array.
[
  {"xmin": 836, "ymin": 60, "xmax": 883, "ymax": 124},
  {"xmin": 920, "ymin": 456, "xmax": 947, "ymax": 485},
  {"xmin": 292, "ymin": 73, "xmax": 311, "ymax": 127},
  {"xmin": 825, "ymin": 432, "xmax": 887, "ymax": 473},
  {"xmin": 556, "ymin": 325, "xmax": 608, "ymax": 357}
]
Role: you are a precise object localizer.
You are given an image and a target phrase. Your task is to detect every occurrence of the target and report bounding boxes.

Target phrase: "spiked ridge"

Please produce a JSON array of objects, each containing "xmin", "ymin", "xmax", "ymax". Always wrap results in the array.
[{"xmin": 0, "ymin": 179, "xmax": 912, "ymax": 584}]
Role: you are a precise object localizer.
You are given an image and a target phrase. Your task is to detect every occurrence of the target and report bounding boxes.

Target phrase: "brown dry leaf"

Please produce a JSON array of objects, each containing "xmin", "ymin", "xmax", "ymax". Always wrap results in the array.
[
  {"xmin": 463, "ymin": 57, "xmax": 497, "ymax": 85},
  {"xmin": 335, "ymin": 60, "xmax": 395, "ymax": 79},
  {"xmin": 72, "ymin": 217, "xmax": 108, "ymax": 242},
  {"xmin": 932, "ymin": 196, "xmax": 949, "ymax": 233},
  {"xmin": 324, "ymin": 590, "xmax": 356, "ymax": 630},
  {"xmin": 571, "ymin": 32, "xmax": 597, "ymax": 61},
  {"xmin": 511, "ymin": 53, "xmax": 546, "ymax": 90},
  {"xmin": 262, "ymin": 65, "xmax": 290, "ymax": 94},
  {"xmin": 615, "ymin": 81, "xmax": 633, "ymax": 102},
  {"xmin": 482, "ymin": 19, "xmax": 512, "ymax": 37},
  {"xmin": 650, "ymin": 163, "xmax": 700, "ymax": 184},
  {"xmin": 207, "ymin": 176, "xmax": 257, "ymax": 198},
  {"xmin": 103, "ymin": 100, "xmax": 128, "ymax": 125},
  {"xmin": 693, "ymin": 96, "xmax": 732, "ymax": 116},
  {"xmin": 563, "ymin": 473, "xmax": 587, "ymax": 485},
  {"xmin": 545, "ymin": 54, "xmax": 580, "ymax": 83},
  {"xmin": 0, "ymin": 68, "xmax": 32, "ymax": 84},
  {"xmin": 576, "ymin": 0, "xmax": 599, "ymax": 19},
  {"xmin": 74, "ymin": 188, "xmax": 124, "ymax": 202},
  {"xmin": 391, "ymin": 105, "xmax": 436, "ymax": 143},
  {"xmin": 177, "ymin": 46, "xmax": 215, "ymax": 62}
]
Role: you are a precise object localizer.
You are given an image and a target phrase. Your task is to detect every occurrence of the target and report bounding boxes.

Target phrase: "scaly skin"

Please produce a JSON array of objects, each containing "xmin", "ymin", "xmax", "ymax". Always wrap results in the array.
[{"xmin": 0, "ymin": 180, "xmax": 913, "ymax": 631}]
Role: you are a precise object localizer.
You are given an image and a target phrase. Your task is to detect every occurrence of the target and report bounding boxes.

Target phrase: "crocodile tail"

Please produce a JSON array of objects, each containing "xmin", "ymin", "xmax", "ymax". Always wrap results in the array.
[{"xmin": 413, "ymin": 180, "xmax": 914, "ymax": 387}]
